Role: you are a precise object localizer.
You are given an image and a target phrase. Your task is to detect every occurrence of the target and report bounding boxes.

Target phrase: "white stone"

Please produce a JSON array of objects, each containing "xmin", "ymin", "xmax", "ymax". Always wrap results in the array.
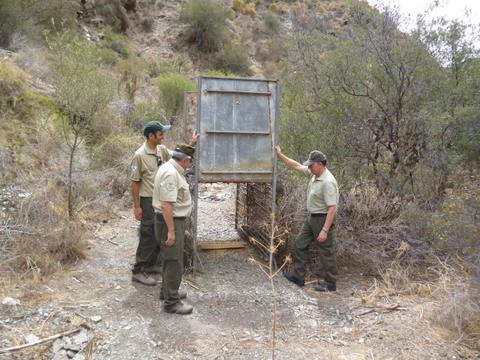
[
  {"xmin": 2, "ymin": 297, "xmax": 20, "ymax": 306},
  {"xmin": 24, "ymin": 334, "xmax": 40, "ymax": 344},
  {"xmin": 91, "ymin": 315, "xmax": 102, "ymax": 323}
]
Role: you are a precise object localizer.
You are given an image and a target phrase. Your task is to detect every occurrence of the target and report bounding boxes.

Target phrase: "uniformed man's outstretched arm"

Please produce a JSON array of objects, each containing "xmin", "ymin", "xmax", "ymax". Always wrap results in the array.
[{"xmin": 275, "ymin": 146, "xmax": 304, "ymax": 171}]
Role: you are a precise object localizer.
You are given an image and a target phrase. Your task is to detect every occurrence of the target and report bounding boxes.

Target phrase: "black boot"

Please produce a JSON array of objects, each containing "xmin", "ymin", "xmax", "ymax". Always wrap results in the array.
[{"xmin": 314, "ymin": 281, "xmax": 336, "ymax": 292}]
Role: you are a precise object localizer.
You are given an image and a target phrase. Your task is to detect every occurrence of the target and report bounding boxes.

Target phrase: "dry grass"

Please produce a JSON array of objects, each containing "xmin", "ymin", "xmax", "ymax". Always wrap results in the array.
[
  {"xmin": 1, "ymin": 181, "xmax": 88, "ymax": 279},
  {"xmin": 363, "ymin": 260, "xmax": 480, "ymax": 351}
]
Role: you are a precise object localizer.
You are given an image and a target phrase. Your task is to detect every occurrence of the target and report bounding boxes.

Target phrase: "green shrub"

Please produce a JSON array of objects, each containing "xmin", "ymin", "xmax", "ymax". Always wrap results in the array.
[
  {"xmin": 91, "ymin": 134, "xmax": 137, "ymax": 170},
  {"xmin": 180, "ymin": 0, "xmax": 228, "ymax": 53},
  {"xmin": 97, "ymin": 47, "xmax": 120, "ymax": 66},
  {"xmin": 214, "ymin": 40, "xmax": 252, "ymax": 75},
  {"xmin": 263, "ymin": 10, "xmax": 280, "ymax": 33},
  {"xmin": 95, "ymin": 0, "xmax": 129, "ymax": 33},
  {"xmin": 0, "ymin": 1, "xmax": 20, "ymax": 47},
  {"xmin": 0, "ymin": 60, "xmax": 39, "ymax": 118},
  {"xmin": 129, "ymin": 102, "xmax": 161, "ymax": 129},
  {"xmin": 0, "ymin": 0, "xmax": 79, "ymax": 47},
  {"xmin": 156, "ymin": 73, "xmax": 196, "ymax": 116}
]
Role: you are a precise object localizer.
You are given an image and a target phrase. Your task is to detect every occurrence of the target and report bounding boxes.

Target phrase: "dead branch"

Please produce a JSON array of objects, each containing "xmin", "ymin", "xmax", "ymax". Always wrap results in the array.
[
  {"xmin": 0, "ymin": 325, "xmax": 85, "ymax": 354},
  {"xmin": 355, "ymin": 303, "xmax": 404, "ymax": 317}
]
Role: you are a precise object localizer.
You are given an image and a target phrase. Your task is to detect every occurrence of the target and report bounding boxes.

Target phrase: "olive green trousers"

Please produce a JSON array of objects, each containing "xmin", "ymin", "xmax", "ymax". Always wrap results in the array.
[
  {"xmin": 155, "ymin": 213, "xmax": 186, "ymax": 307},
  {"xmin": 133, "ymin": 197, "xmax": 161, "ymax": 274},
  {"xmin": 292, "ymin": 213, "xmax": 338, "ymax": 284}
]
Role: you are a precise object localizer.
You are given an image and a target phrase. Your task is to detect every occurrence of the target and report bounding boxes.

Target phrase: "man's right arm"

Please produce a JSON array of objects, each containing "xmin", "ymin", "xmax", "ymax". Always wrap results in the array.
[
  {"xmin": 275, "ymin": 145, "xmax": 304, "ymax": 171},
  {"xmin": 131, "ymin": 181, "xmax": 142, "ymax": 221},
  {"xmin": 161, "ymin": 201, "xmax": 176, "ymax": 247}
]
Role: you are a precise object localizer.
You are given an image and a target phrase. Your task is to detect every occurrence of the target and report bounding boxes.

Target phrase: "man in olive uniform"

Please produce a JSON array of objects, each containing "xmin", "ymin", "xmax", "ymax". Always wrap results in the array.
[
  {"xmin": 153, "ymin": 144, "xmax": 195, "ymax": 314},
  {"xmin": 276, "ymin": 146, "xmax": 339, "ymax": 292},
  {"xmin": 130, "ymin": 121, "xmax": 173, "ymax": 285}
]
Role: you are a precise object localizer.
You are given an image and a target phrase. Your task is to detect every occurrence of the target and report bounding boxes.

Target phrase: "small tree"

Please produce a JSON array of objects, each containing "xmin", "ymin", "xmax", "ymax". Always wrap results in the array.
[{"xmin": 48, "ymin": 32, "xmax": 116, "ymax": 219}]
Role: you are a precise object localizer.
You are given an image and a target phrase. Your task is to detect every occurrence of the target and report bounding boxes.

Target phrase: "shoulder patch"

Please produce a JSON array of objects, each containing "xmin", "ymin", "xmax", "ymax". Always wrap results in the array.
[
  {"xmin": 165, "ymin": 182, "xmax": 176, "ymax": 192},
  {"xmin": 131, "ymin": 164, "xmax": 138, "ymax": 173}
]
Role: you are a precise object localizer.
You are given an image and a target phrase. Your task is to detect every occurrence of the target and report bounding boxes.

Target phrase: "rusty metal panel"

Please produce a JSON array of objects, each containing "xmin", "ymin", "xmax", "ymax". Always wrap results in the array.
[{"xmin": 197, "ymin": 77, "xmax": 278, "ymax": 183}]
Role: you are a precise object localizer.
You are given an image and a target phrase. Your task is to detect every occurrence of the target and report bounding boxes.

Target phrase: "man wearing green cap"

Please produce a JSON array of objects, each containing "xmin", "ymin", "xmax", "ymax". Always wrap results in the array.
[
  {"xmin": 153, "ymin": 144, "xmax": 195, "ymax": 314},
  {"xmin": 276, "ymin": 146, "xmax": 339, "ymax": 292},
  {"xmin": 130, "ymin": 121, "xmax": 197, "ymax": 286}
]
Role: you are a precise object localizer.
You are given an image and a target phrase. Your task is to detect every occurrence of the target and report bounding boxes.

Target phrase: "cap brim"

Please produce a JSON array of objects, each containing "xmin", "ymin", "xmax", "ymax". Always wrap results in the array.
[
  {"xmin": 161, "ymin": 125, "xmax": 172, "ymax": 132},
  {"xmin": 303, "ymin": 160, "xmax": 314, "ymax": 166}
]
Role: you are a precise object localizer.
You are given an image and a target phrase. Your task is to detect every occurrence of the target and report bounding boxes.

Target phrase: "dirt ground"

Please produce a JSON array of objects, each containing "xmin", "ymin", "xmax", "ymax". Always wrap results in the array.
[{"xmin": 1, "ymin": 194, "xmax": 478, "ymax": 359}]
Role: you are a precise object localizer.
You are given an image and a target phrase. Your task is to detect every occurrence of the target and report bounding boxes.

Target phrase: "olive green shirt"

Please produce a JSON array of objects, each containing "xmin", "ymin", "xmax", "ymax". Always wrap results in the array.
[
  {"xmin": 130, "ymin": 143, "xmax": 171, "ymax": 197},
  {"xmin": 153, "ymin": 159, "xmax": 192, "ymax": 218},
  {"xmin": 302, "ymin": 166, "xmax": 339, "ymax": 214}
]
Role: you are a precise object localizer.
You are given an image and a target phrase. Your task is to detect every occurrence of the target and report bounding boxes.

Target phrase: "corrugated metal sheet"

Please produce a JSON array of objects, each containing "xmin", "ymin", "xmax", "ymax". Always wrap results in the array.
[{"xmin": 196, "ymin": 77, "xmax": 279, "ymax": 183}]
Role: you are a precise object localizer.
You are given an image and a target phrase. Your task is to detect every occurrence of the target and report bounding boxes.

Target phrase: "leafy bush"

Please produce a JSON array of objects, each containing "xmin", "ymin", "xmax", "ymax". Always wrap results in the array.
[
  {"xmin": 91, "ymin": 134, "xmax": 137, "ymax": 170},
  {"xmin": 129, "ymin": 102, "xmax": 161, "ymax": 129},
  {"xmin": 426, "ymin": 170, "xmax": 479, "ymax": 257},
  {"xmin": 0, "ymin": 1, "xmax": 20, "ymax": 48},
  {"xmin": 214, "ymin": 40, "xmax": 251, "ymax": 75},
  {"xmin": 95, "ymin": 0, "xmax": 129, "ymax": 33},
  {"xmin": 0, "ymin": 61, "xmax": 39, "ymax": 118},
  {"xmin": 97, "ymin": 47, "xmax": 120, "ymax": 66},
  {"xmin": 0, "ymin": 0, "xmax": 79, "ymax": 47},
  {"xmin": 156, "ymin": 73, "xmax": 196, "ymax": 116},
  {"xmin": 180, "ymin": 0, "xmax": 228, "ymax": 53},
  {"xmin": 232, "ymin": 0, "xmax": 245, "ymax": 12},
  {"xmin": 263, "ymin": 11, "xmax": 280, "ymax": 33}
]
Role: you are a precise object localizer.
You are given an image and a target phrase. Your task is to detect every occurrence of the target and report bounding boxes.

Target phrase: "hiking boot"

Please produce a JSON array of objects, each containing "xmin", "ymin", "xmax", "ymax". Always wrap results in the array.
[
  {"xmin": 164, "ymin": 301, "xmax": 193, "ymax": 315},
  {"xmin": 144, "ymin": 265, "xmax": 162, "ymax": 274},
  {"xmin": 132, "ymin": 272, "xmax": 157, "ymax": 286},
  {"xmin": 314, "ymin": 282, "xmax": 336, "ymax": 292},
  {"xmin": 283, "ymin": 271, "xmax": 305, "ymax": 287},
  {"xmin": 160, "ymin": 289, "xmax": 187, "ymax": 300}
]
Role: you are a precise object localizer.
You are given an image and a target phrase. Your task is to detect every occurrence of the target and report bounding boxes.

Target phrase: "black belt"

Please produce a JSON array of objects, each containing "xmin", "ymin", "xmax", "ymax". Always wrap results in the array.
[
  {"xmin": 310, "ymin": 213, "xmax": 327, "ymax": 217},
  {"xmin": 155, "ymin": 213, "xmax": 186, "ymax": 221}
]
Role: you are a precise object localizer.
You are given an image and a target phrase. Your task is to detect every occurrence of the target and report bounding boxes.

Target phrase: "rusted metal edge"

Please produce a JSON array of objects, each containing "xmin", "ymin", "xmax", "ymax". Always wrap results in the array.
[
  {"xmin": 204, "ymin": 89, "xmax": 271, "ymax": 96},
  {"xmin": 199, "ymin": 76, "xmax": 278, "ymax": 82}
]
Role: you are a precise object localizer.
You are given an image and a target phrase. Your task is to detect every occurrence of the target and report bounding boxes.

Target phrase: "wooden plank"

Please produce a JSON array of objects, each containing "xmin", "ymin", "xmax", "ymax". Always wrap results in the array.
[{"xmin": 198, "ymin": 240, "xmax": 247, "ymax": 250}]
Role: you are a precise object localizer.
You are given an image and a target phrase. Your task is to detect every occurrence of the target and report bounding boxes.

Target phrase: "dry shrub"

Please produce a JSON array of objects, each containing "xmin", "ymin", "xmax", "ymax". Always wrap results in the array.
[
  {"xmin": 2, "ymin": 183, "xmax": 88, "ymax": 277},
  {"xmin": 426, "ymin": 261, "xmax": 480, "ymax": 350},
  {"xmin": 336, "ymin": 183, "xmax": 408, "ymax": 271},
  {"xmin": 363, "ymin": 260, "xmax": 480, "ymax": 351},
  {"xmin": 140, "ymin": 17, "xmax": 154, "ymax": 32}
]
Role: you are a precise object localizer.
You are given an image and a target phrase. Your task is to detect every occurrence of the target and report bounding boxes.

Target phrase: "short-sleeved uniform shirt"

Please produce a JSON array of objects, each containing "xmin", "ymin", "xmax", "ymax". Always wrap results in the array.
[
  {"xmin": 130, "ymin": 143, "xmax": 171, "ymax": 198},
  {"xmin": 152, "ymin": 159, "xmax": 192, "ymax": 218},
  {"xmin": 301, "ymin": 166, "xmax": 339, "ymax": 214}
]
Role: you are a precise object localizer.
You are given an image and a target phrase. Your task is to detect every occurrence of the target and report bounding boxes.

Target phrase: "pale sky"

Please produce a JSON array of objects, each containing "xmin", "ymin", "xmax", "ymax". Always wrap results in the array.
[{"xmin": 366, "ymin": 0, "xmax": 480, "ymax": 28}]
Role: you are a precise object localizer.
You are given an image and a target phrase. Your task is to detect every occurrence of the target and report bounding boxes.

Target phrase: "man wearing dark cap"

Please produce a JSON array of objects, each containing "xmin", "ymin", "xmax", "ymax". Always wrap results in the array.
[
  {"xmin": 276, "ymin": 146, "xmax": 339, "ymax": 292},
  {"xmin": 130, "ymin": 121, "xmax": 197, "ymax": 286},
  {"xmin": 153, "ymin": 144, "xmax": 195, "ymax": 314}
]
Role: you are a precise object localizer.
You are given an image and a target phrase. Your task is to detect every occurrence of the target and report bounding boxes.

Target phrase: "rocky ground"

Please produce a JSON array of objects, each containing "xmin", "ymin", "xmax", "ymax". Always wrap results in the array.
[{"xmin": 0, "ymin": 186, "xmax": 478, "ymax": 360}]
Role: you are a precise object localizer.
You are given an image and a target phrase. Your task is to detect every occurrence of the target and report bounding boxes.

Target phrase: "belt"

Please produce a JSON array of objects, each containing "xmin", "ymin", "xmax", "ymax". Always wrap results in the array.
[
  {"xmin": 155, "ymin": 213, "xmax": 186, "ymax": 221},
  {"xmin": 310, "ymin": 213, "xmax": 327, "ymax": 217}
]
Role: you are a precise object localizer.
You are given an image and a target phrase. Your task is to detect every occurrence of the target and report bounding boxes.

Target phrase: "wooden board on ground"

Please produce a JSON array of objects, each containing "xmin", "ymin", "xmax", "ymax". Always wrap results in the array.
[{"xmin": 198, "ymin": 240, "xmax": 247, "ymax": 250}]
